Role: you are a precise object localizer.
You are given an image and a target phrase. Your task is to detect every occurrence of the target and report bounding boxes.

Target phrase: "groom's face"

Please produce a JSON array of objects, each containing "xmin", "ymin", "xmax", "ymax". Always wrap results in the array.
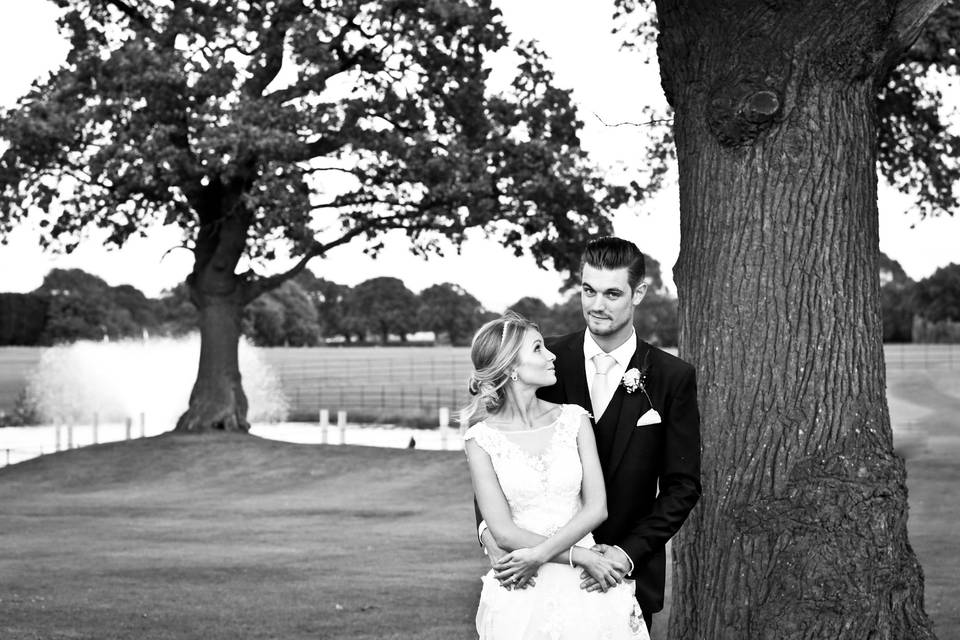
[{"xmin": 580, "ymin": 264, "xmax": 646, "ymax": 339}]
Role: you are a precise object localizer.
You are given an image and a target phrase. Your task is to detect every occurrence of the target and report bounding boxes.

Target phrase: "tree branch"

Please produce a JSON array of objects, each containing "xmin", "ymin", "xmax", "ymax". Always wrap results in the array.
[
  {"xmin": 243, "ymin": 0, "xmax": 307, "ymax": 98},
  {"xmin": 242, "ymin": 224, "xmax": 370, "ymax": 301},
  {"xmin": 288, "ymin": 108, "xmax": 362, "ymax": 162},
  {"xmin": 593, "ymin": 112, "xmax": 674, "ymax": 128},
  {"xmin": 267, "ymin": 14, "xmax": 386, "ymax": 105},
  {"xmin": 887, "ymin": 0, "xmax": 952, "ymax": 60},
  {"xmin": 102, "ymin": 0, "xmax": 152, "ymax": 29}
]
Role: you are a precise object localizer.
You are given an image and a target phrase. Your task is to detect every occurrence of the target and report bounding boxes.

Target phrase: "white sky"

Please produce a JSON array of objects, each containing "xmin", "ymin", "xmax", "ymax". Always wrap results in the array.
[{"xmin": 0, "ymin": 0, "xmax": 957, "ymax": 311}]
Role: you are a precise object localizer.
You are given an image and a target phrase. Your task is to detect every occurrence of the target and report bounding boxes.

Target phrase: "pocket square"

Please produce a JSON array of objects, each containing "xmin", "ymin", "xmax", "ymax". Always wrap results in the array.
[{"xmin": 636, "ymin": 409, "xmax": 661, "ymax": 427}]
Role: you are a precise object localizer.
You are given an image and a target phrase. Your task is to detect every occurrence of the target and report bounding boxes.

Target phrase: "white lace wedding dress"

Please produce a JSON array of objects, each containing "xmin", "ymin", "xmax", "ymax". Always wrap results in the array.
[{"xmin": 465, "ymin": 404, "xmax": 649, "ymax": 640}]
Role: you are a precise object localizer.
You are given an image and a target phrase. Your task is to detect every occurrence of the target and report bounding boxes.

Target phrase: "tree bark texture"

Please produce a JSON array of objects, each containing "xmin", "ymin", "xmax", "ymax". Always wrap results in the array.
[
  {"xmin": 174, "ymin": 183, "xmax": 253, "ymax": 433},
  {"xmin": 175, "ymin": 290, "xmax": 249, "ymax": 432},
  {"xmin": 656, "ymin": 1, "xmax": 936, "ymax": 637}
]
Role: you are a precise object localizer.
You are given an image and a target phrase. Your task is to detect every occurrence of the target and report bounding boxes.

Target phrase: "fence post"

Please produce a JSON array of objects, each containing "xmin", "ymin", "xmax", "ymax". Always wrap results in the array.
[
  {"xmin": 93, "ymin": 412, "xmax": 99, "ymax": 445},
  {"xmin": 337, "ymin": 410, "xmax": 347, "ymax": 444},
  {"xmin": 439, "ymin": 407, "xmax": 450, "ymax": 450},
  {"xmin": 320, "ymin": 409, "xmax": 329, "ymax": 444},
  {"xmin": 140, "ymin": 412, "xmax": 146, "ymax": 438},
  {"xmin": 55, "ymin": 423, "xmax": 62, "ymax": 452},
  {"xmin": 125, "ymin": 417, "xmax": 132, "ymax": 440},
  {"xmin": 67, "ymin": 422, "xmax": 74, "ymax": 449}
]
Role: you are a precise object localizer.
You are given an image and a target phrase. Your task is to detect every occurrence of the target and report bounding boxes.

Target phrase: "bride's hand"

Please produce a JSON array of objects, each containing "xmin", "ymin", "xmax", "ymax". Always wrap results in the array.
[
  {"xmin": 493, "ymin": 547, "xmax": 545, "ymax": 589},
  {"xmin": 575, "ymin": 549, "xmax": 624, "ymax": 593}
]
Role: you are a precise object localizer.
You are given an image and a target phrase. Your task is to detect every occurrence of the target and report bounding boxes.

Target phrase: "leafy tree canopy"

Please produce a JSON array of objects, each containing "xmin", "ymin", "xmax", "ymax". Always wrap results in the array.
[
  {"xmin": 243, "ymin": 277, "xmax": 320, "ymax": 345},
  {"xmin": 343, "ymin": 276, "xmax": 418, "ymax": 342},
  {"xmin": 879, "ymin": 251, "xmax": 911, "ymax": 285},
  {"xmin": 612, "ymin": 0, "xmax": 960, "ymax": 219},
  {"xmin": 292, "ymin": 270, "xmax": 352, "ymax": 339},
  {"xmin": 914, "ymin": 262, "xmax": 960, "ymax": 322},
  {"xmin": 418, "ymin": 282, "xmax": 484, "ymax": 345},
  {"xmin": 0, "ymin": 0, "xmax": 630, "ymax": 300}
]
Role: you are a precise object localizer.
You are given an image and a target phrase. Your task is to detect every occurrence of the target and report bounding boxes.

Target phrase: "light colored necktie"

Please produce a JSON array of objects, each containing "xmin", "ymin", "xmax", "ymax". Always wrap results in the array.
[{"xmin": 591, "ymin": 353, "xmax": 616, "ymax": 419}]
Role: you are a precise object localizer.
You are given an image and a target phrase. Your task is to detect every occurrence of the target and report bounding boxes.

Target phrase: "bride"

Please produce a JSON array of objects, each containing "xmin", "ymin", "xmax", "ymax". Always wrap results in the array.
[{"xmin": 461, "ymin": 311, "xmax": 649, "ymax": 640}]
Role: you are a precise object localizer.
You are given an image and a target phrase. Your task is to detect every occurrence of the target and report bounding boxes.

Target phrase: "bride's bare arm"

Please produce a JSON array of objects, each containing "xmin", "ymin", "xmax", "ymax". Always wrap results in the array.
[
  {"xmin": 490, "ymin": 417, "xmax": 625, "ymax": 590},
  {"xmin": 469, "ymin": 417, "xmax": 620, "ymax": 584},
  {"xmin": 467, "ymin": 440, "xmax": 580, "ymax": 574},
  {"xmin": 466, "ymin": 440, "xmax": 551, "ymax": 550}
]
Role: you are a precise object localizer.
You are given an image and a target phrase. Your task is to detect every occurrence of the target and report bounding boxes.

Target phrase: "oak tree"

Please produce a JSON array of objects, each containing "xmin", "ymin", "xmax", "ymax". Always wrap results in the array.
[
  {"xmin": 0, "ymin": 0, "xmax": 627, "ymax": 431},
  {"xmin": 613, "ymin": 0, "xmax": 959, "ymax": 637}
]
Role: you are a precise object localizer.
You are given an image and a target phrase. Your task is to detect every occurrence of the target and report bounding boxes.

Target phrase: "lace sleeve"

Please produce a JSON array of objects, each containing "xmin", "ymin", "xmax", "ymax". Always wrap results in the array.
[
  {"xmin": 556, "ymin": 404, "xmax": 589, "ymax": 448},
  {"xmin": 564, "ymin": 403, "xmax": 591, "ymax": 421},
  {"xmin": 463, "ymin": 423, "xmax": 504, "ymax": 460}
]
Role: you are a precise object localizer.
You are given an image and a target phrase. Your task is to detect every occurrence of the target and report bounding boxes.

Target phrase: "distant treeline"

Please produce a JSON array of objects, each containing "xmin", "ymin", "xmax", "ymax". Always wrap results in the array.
[
  {"xmin": 0, "ymin": 265, "xmax": 679, "ymax": 347},
  {"xmin": 880, "ymin": 257, "xmax": 960, "ymax": 343},
  {"xmin": 2, "ymin": 256, "xmax": 957, "ymax": 347}
]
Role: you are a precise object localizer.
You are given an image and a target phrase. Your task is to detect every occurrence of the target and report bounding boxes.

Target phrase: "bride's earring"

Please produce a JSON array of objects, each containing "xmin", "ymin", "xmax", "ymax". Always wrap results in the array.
[{"xmin": 510, "ymin": 371, "xmax": 518, "ymax": 381}]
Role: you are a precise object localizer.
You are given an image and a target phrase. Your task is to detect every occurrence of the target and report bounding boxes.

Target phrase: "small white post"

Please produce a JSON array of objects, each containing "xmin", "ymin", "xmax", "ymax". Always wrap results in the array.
[
  {"xmin": 125, "ymin": 417, "xmax": 132, "ymax": 440},
  {"xmin": 139, "ymin": 412, "xmax": 146, "ymax": 438},
  {"xmin": 55, "ymin": 423, "xmax": 62, "ymax": 452},
  {"xmin": 67, "ymin": 422, "xmax": 74, "ymax": 449},
  {"xmin": 319, "ymin": 409, "xmax": 329, "ymax": 444},
  {"xmin": 92, "ymin": 412, "xmax": 99, "ymax": 445},
  {"xmin": 337, "ymin": 410, "xmax": 347, "ymax": 445},
  {"xmin": 439, "ymin": 407, "xmax": 450, "ymax": 449}
]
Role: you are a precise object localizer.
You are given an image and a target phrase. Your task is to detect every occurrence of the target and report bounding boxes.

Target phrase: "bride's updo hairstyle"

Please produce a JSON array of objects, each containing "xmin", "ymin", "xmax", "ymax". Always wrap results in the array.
[{"xmin": 459, "ymin": 310, "xmax": 539, "ymax": 429}]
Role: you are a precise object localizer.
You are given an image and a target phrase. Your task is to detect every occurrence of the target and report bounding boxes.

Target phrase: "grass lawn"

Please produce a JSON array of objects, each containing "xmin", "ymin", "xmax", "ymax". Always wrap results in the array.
[
  {"xmin": 1, "ymin": 368, "xmax": 957, "ymax": 639},
  {"xmin": 1, "ymin": 437, "xmax": 484, "ymax": 639}
]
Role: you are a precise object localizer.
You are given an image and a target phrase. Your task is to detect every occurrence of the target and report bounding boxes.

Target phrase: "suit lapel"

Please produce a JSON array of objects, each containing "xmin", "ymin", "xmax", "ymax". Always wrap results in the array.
[
  {"xmin": 564, "ymin": 332, "xmax": 590, "ymax": 413},
  {"xmin": 606, "ymin": 342, "xmax": 651, "ymax": 478}
]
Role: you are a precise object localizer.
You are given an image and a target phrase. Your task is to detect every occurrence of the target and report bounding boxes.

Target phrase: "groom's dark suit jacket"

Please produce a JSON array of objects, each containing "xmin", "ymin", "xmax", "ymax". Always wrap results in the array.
[{"xmin": 538, "ymin": 330, "xmax": 702, "ymax": 614}]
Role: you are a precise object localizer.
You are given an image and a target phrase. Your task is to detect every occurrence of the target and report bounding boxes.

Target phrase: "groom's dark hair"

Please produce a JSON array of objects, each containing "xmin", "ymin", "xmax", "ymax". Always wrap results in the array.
[{"xmin": 581, "ymin": 237, "xmax": 646, "ymax": 291}]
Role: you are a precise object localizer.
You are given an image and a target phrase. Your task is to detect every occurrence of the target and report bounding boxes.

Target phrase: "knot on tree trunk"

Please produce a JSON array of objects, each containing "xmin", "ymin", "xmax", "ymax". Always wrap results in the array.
[
  {"xmin": 707, "ymin": 80, "xmax": 783, "ymax": 147},
  {"xmin": 725, "ymin": 445, "xmax": 933, "ymax": 638}
]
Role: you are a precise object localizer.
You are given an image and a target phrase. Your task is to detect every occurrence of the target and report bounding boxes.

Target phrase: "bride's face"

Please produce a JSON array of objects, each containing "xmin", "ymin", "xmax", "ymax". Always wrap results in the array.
[{"xmin": 512, "ymin": 329, "xmax": 557, "ymax": 388}]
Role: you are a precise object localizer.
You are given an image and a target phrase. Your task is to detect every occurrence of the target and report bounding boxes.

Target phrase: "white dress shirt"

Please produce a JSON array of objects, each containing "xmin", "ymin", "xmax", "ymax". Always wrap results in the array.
[
  {"xmin": 582, "ymin": 328, "xmax": 638, "ymax": 575},
  {"xmin": 583, "ymin": 329, "xmax": 637, "ymax": 418}
]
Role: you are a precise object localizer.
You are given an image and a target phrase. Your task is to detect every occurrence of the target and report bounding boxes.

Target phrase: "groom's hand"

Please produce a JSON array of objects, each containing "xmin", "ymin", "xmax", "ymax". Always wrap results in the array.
[{"xmin": 580, "ymin": 544, "xmax": 629, "ymax": 592}]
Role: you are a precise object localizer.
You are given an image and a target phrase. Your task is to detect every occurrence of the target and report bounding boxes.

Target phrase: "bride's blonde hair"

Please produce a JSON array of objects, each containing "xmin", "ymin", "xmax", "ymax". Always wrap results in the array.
[{"xmin": 459, "ymin": 310, "xmax": 539, "ymax": 430}]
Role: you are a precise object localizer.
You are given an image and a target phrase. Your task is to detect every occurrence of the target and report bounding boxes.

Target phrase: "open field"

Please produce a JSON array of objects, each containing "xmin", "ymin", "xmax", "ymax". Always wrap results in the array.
[
  {"xmin": 0, "ymin": 368, "xmax": 958, "ymax": 639},
  {"xmin": 2, "ymin": 344, "xmax": 959, "ymax": 423}
]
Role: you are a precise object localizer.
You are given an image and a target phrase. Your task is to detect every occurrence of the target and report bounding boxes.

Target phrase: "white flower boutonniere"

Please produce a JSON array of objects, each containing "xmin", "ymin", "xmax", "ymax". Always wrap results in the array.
[{"xmin": 621, "ymin": 368, "xmax": 641, "ymax": 393}]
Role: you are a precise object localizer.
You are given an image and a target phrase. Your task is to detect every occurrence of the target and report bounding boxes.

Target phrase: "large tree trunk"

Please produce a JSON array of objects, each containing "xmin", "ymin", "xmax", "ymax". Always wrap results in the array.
[
  {"xmin": 175, "ymin": 288, "xmax": 249, "ymax": 432},
  {"xmin": 175, "ymin": 184, "xmax": 254, "ymax": 433},
  {"xmin": 657, "ymin": 2, "xmax": 936, "ymax": 638}
]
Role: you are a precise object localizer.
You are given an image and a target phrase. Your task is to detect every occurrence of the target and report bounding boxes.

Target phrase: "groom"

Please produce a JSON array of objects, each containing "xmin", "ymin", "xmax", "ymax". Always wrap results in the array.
[{"xmin": 480, "ymin": 236, "xmax": 702, "ymax": 629}]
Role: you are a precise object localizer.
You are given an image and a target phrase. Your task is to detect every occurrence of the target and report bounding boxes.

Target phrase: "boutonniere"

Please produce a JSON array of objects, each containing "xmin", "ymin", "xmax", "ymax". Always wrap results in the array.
[
  {"xmin": 623, "ymin": 349, "xmax": 654, "ymax": 406},
  {"xmin": 621, "ymin": 368, "xmax": 642, "ymax": 393}
]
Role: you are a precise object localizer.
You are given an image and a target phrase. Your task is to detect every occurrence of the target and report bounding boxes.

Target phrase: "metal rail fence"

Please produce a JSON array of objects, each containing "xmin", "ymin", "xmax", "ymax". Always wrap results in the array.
[
  {"xmin": 1, "ymin": 344, "xmax": 958, "ymax": 420},
  {"xmin": 259, "ymin": 347, "xmax": 472, "ymax": 421}
]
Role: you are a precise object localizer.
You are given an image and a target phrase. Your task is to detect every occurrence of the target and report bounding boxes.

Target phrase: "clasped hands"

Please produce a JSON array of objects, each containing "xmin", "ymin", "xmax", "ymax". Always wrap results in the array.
[{"xmin": 487, "ymin": 541, "xmax": 630, "ymax": 593}]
